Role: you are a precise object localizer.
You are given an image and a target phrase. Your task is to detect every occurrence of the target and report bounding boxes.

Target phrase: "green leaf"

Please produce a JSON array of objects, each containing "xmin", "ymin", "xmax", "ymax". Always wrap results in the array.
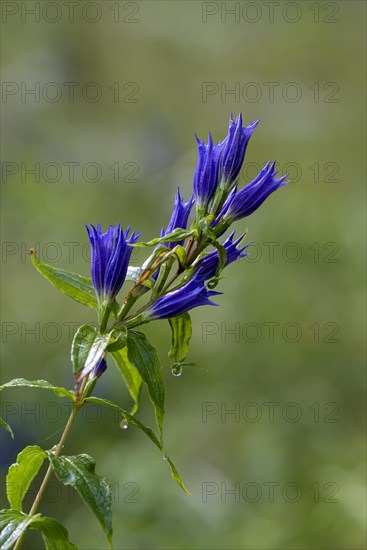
[
  {"xmin": 168, "ymin": 313, "xmax": 192, "ymax": 369},
  {"xmin": 6, "ymin": 446, "xmax": 47, "ymax": 511},
  {"xmin": 48, "ymin": 453, "xmax": 112, "ymax": 547},
  {"xmin": 0, "ymin": 510, "xmax": 77, "ymax": 550},
  {"xmin": 85, "ymin": 397, "xmax": 161, "ymax": 447},
  {"xmin": 132, "ymin": 228, "xmax": 196, "ymax": 248},
  {"xmin": 165, "ymin": 456, "xmax": 190, "ymax": 495},
  {"xmin": 71, "ymin": 324, "xmax": 96, "ymax": 375},
  {"xmin": 0, "ymin": 509, "xmax": 39, "ymax": 549},
  {"xmin": 85, "ymin": 397, "xmax": 190, "ymax": 494},
  {"xmin": 127, "ymin": 331, "xmax": 166, "ymax": 439},
  {"xmin": 31, "ymin": 516, "xmax": 78, "ymax": 550},
  {"xmin": 30, "ymin": 251, "xmax": 97, "ymax": 309},
  {"xmin": 106, "ymin": 327, "xmax": 128, "ymax": 352},
  {"xmin": 0, "ymin": 417, "xmax": 14, "ymax": 439},
  {"xmin": 111, "ymin": 347, "xmax": 142, "ymax": 413},
  {"xmin": 0, "ymin": 379, "xmax": 75, "ymax": 401},
  {"xmin": 74, "ymin": 328, "xmax": 113, "ymax": 380}
]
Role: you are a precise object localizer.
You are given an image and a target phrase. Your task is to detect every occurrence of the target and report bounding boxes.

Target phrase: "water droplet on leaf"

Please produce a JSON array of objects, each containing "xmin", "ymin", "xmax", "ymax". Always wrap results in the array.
[{"xmin": 163, "ymin": 452, "xmax": 168, "ymax": 461}]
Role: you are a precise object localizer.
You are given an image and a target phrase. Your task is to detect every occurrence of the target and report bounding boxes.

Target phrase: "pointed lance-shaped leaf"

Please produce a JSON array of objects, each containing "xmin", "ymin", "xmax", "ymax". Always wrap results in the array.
[
  {"xmin": 30, "ymin": 250, "xmax": 98, "ymax": 309},
  {"xmin": 47, "ymin": 453, "xmax": 113, "ymax": 547},
  {"xmin": 111, "ymin": 346, "xmax": 142, "ymax": 414},
  {"xmin": 0, "ymin": 379, "xmax": 75, "ymax": 402},
  {"xmin": 0, "ymin": 510, "xmax": 77, "ymax": 550},
  {"xmin": 126, "ymin": 331, "xmax": 166, "ymax": 439},
  {"xmin": 84, "ymin": 396, "xmax": 190, "ymax": 494},
  {"xmin": 6, "ymin": 446, "xmax": 47, "ymax": 511},
  {"xmin": 168, "ymin": 313, "xmax": 192, "ymax": 369},
  {"xmin": 0, "ymin": 417, "xmax": 14, "ymax": 439}
]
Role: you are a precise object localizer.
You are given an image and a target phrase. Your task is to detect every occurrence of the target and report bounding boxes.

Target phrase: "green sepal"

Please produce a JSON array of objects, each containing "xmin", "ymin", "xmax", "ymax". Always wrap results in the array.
[
  {"xmin": 30, "ymin": 251, "xmax": 97, "ymax": 309},
  {"xmin": 85, "ymin": 397, "xmax": 190, "ymax": 495},
  {"xmin": 6, "ymin": 446, "xmax": 47, "ymax": 510}
]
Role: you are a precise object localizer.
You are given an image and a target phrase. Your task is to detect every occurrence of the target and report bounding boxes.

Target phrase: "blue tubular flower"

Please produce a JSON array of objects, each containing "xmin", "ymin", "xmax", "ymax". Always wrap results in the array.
[
  {"xmin": 219, "ymin": 113, "xmax": 259, "ymax": 189},
  {"xmin": 195, "ymin": 231, "xmax": 249, "ymax": 280},
  {"xmin": 216, "ymin": 162, "xmax": 288, "ymax": 223},
  {"xmin": 90, "ymin": 356, "xmax": 107, "ymax": 379},
  {"xmin": 144, "ymin": 276, "xmax": 221, "ymax": 320},
  {"xmin": 86, "ymin": 224, "xmax": 140, "ymax": 305},
  {"xmin": 161, "ymin": 189, "xmax": 194, "ymax": 249},
  {"xmin": 193, "ymin": 132, "xmax": 221, "ymax": 211}
]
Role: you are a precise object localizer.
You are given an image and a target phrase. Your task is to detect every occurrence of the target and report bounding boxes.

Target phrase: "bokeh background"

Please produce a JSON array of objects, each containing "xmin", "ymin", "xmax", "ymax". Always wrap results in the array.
[{"xmin": 1, "ymin": 1, "xmax": 366, "ymax": 548}]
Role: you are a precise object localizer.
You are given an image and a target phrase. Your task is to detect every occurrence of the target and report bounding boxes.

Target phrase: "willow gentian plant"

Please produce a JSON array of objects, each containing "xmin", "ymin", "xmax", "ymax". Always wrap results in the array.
[{"xmin": 0, "ymin": 114, "xmax": 288, "ymax": 549}]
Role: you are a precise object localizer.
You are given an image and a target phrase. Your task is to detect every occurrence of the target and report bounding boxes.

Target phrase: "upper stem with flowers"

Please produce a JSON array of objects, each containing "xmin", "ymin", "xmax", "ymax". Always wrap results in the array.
[{"xmin": 84, "ymin": 113, "xmax": 288, "ymax": 383}]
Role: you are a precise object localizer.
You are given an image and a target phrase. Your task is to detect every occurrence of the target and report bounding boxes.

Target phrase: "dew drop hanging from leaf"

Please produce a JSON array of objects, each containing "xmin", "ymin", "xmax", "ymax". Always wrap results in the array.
[
  {"xmin": 120, "ymin": 419, "xmax": 129, "ymax": 430},
  {"xmin": 171, "ymin": 364, "xmax": 183, "ymax": 377}
]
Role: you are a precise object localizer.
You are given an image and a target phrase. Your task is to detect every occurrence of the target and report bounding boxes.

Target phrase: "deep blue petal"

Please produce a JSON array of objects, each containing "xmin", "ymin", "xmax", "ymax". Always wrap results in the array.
[
  {"xmin": 147, "ymin": 276, "xmax": 221, "ymax": 319},
  {"xmin": 104, "ymin": 226, "xmax": 128, "ymax": 299},
  {"xmin": 86, "ymin": 223, "xmax": 140, "ymax": 303},
  {"xmin": 223, "ymin": 162, "xmax": 288, "ymax": 221},
  {"xmin": 161, "ymin": 189, "xmax": 194, "ymax": 249},
  {"xmin": 90, "ymin": 356, "xmax": 107, "ymax": 379},
  {"xmin": 86, "ymin": 225, "xmax": 105, "ymax": 295},
  {"xmin": 219, "ymin": 115, "xmax": 259, "ymax": 187},
  {"xmin": 193, "ymin": 133, "xmax": 221, "ymax": 208}
]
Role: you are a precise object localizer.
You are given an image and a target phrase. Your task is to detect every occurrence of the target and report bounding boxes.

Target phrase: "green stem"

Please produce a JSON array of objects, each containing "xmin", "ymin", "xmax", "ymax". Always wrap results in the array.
[
  {"xmin": 117, "ymin": 286, "xmax": 147, "ymax": 322},
  {"xmin": 14, "ymin": 397, "xmax": 82, "ymax": 549},
  {"xmin": 99, "ymin": 305, "xmax": 112, "ymax": 333},
  {"xmin": 124, "ymin": 313, "xmax": 148, "ymax": 329}
]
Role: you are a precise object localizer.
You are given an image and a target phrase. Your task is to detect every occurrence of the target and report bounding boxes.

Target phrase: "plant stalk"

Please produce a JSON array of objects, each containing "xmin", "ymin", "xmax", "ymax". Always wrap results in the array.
[{"xmin": 14, "ymin": 399, "xmax": 81, "ymax": 549}]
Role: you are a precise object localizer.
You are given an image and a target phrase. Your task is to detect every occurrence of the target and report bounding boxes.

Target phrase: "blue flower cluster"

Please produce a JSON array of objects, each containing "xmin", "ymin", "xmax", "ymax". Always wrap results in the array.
[{"xmin": 87, "ymin": 114, "xmax": 288, "ymax": 323}]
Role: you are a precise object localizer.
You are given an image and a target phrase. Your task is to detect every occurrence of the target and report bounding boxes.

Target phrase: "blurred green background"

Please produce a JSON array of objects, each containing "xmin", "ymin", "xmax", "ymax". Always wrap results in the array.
[{"xmin": 1, "ymin": 1, "xmax": 365, "ymax": 548}]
